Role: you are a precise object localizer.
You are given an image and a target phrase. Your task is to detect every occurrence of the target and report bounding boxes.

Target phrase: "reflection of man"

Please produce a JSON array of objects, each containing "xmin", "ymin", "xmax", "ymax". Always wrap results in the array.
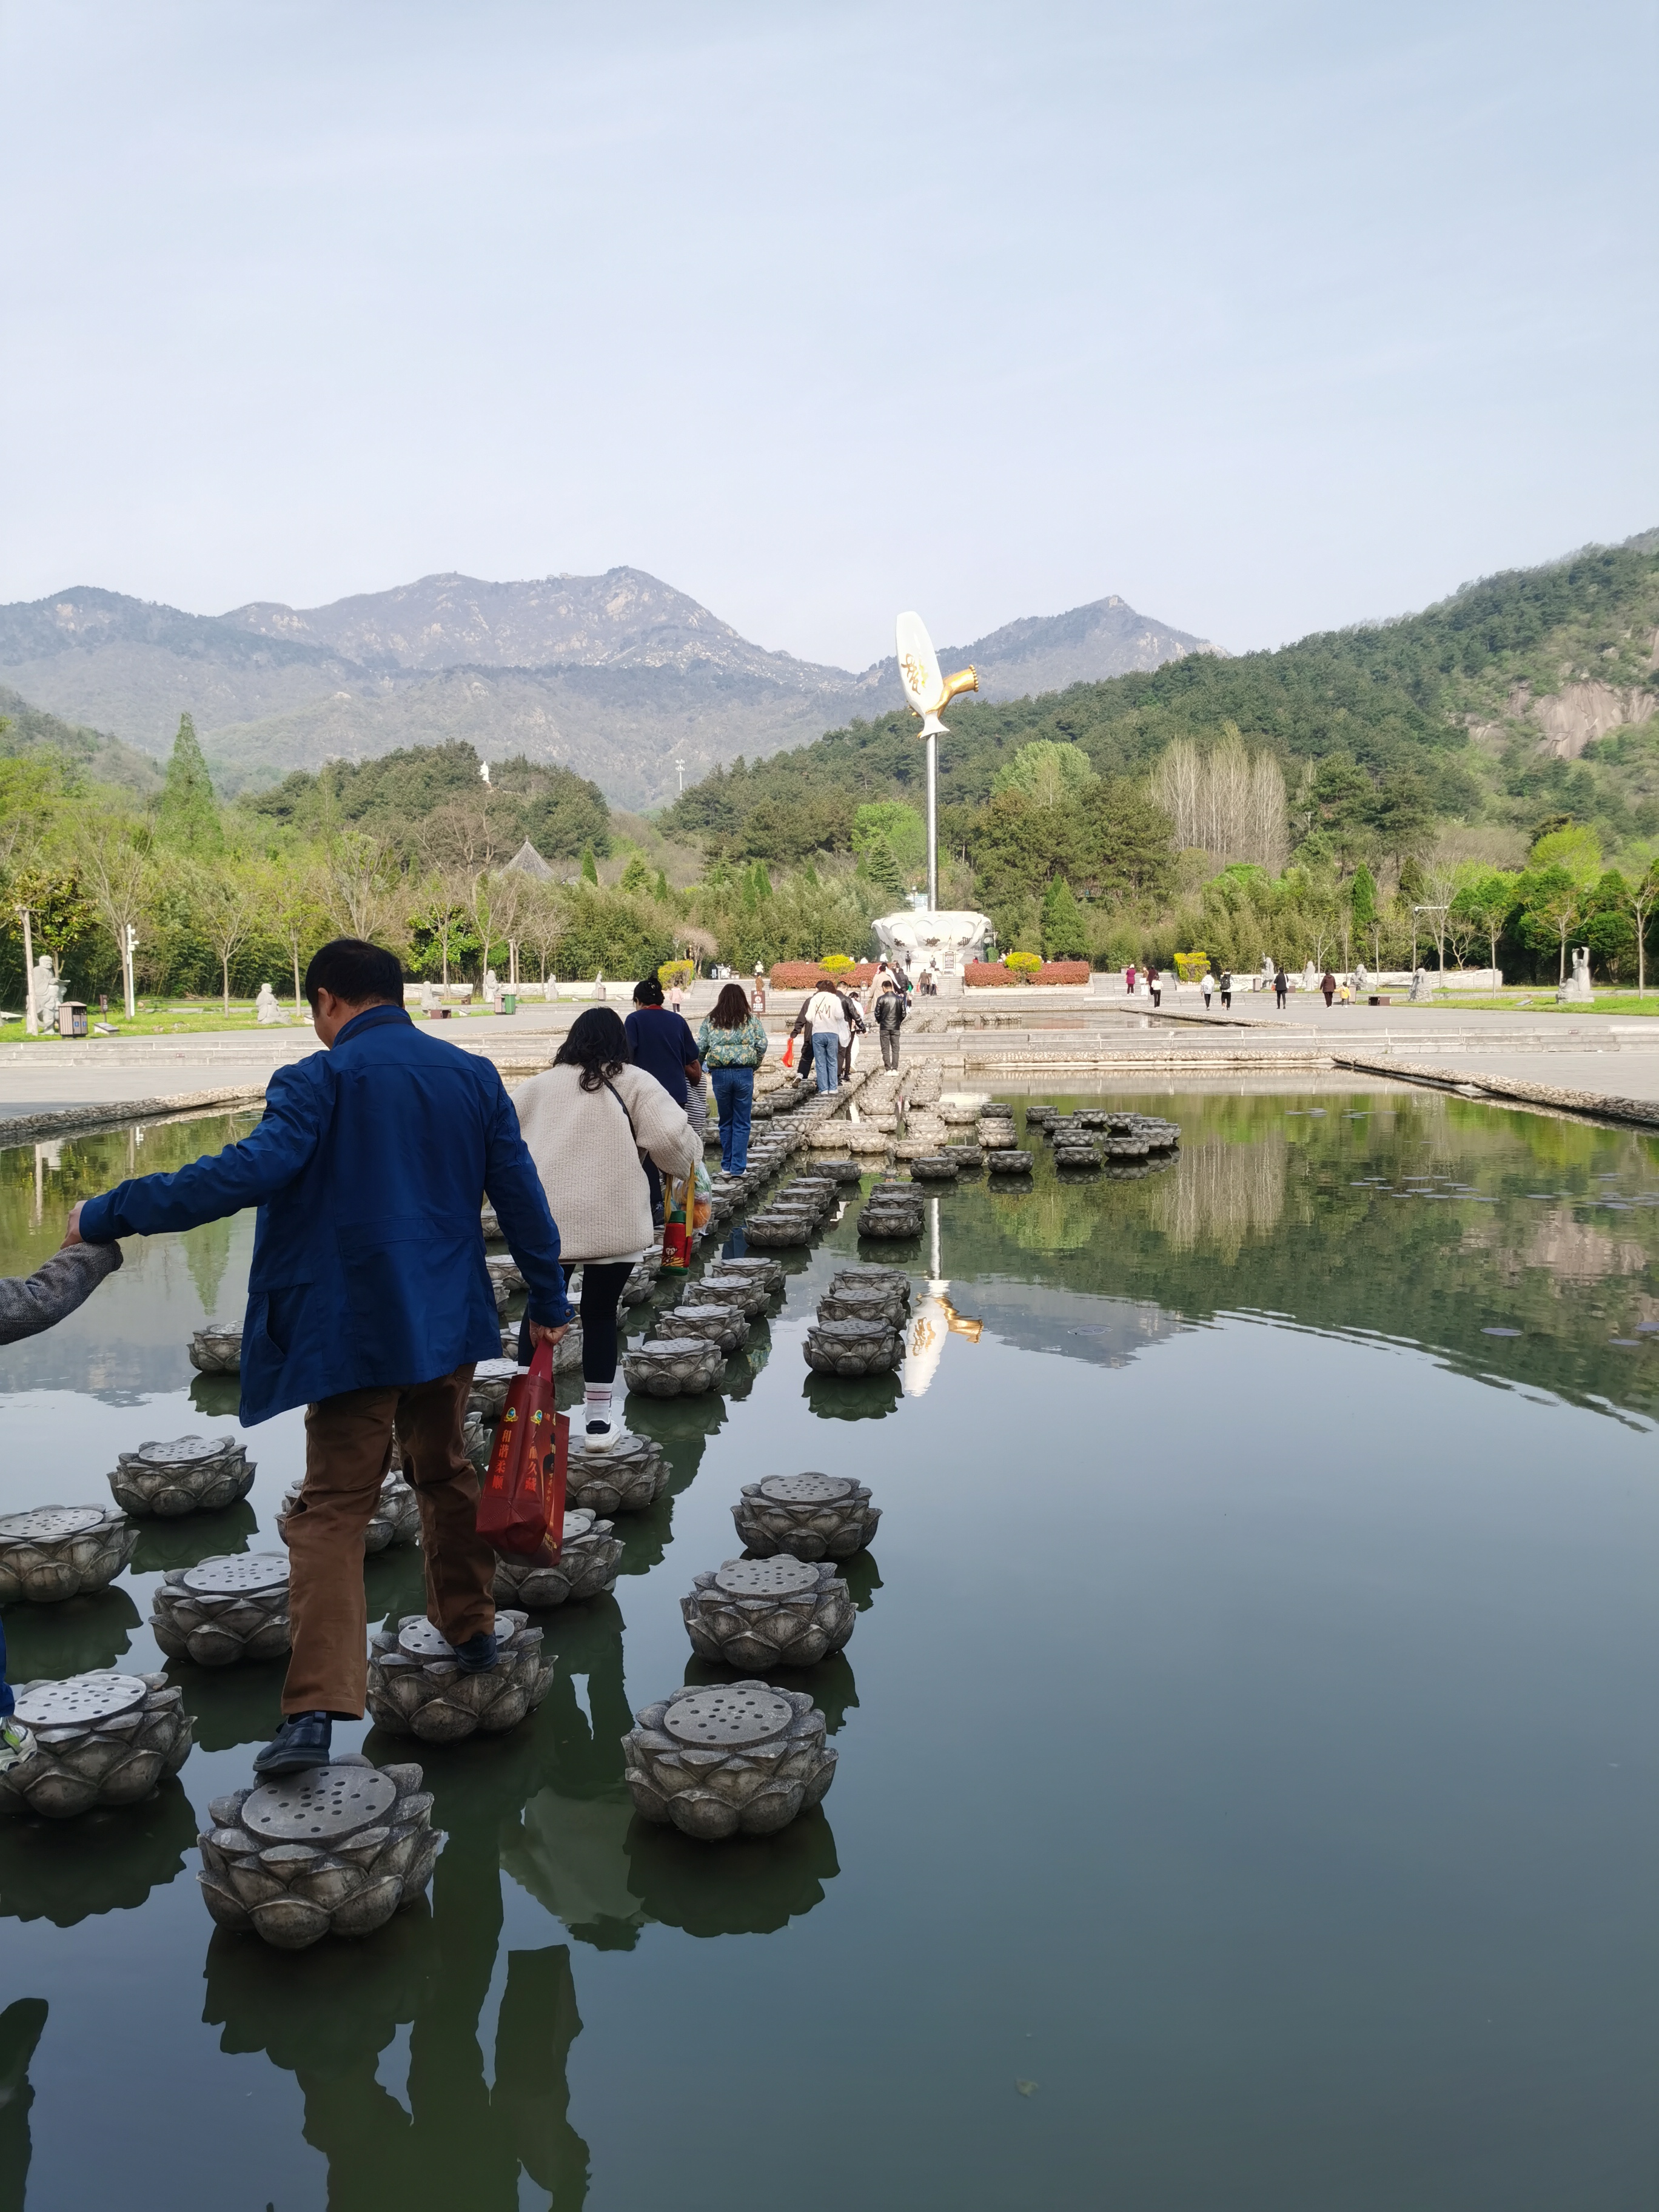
[
  {"xmin": 206, "ymin": 1752, "xmax": 592, "ymax": 2209},
  {"xmin": 0, "ymin": 1998, "xmax": 47, "ymax": 2208}
]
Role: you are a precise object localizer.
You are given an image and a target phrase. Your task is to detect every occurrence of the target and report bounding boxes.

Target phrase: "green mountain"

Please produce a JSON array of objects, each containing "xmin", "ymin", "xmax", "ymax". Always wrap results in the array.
[
  {"xmin": 0, "ymin": 684, "xmax": 161, "ymax": 795},
  {"xmin": 663, "ymin": 535, "xmax": 1659, "ymax": 862}
]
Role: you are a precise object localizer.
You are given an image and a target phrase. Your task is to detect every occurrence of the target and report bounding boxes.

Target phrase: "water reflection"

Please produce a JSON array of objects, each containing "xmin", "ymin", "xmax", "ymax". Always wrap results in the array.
[
  {"xmin": 0, "ymin": 1783, "xmax": 195, "ymax": 1925},
  {"xmin": 624, "ymin": 1808, "xmax": 840, "ymax": 1937},
  {"xmin": 204, "ymin": 1917, "xmax": 590, "ymax": 2210},
  {"xmin": 131, "ymin": 1498, "xmax": 258, "ymax": 1577},
  {"xmin": 1, "ymin": 1585, "xmax": 142, "ymax": 1678},
  {"xmin": 0, "ymin": 1999, "xmax": 47, "ymax": 2206}
]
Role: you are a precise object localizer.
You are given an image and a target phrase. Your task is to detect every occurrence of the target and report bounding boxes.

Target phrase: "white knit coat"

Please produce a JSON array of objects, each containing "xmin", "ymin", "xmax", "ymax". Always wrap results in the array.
[{"xmin": 512, "ymin": 1062, "xmax": 702, "ymax": 1262}]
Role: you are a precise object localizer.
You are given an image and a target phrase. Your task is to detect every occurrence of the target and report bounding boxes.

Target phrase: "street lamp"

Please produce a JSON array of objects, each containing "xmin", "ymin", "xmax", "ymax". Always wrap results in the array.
[{"xmin": 675, "ymin": 759, "xmax": 685, "ymax": 793}]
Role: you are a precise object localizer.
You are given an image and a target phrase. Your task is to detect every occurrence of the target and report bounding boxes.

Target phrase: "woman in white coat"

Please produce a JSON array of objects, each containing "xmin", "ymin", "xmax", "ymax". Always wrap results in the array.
[{"xmin": 512, "ymin": 1007, "xmax": 700, "ymax": 1450}]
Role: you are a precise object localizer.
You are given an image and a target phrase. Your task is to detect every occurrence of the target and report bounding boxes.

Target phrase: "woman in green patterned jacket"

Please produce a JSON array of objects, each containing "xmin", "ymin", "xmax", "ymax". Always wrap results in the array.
[{"xmin": 696, "ymin": 984, "xmax": 771, "ymax": 1175}]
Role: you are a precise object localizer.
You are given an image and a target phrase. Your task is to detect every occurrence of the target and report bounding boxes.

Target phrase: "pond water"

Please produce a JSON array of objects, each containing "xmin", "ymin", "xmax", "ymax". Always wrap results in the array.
[{"xmin": 2, "ymin": 1092, "xmax": 1658, "ymax": 2211}]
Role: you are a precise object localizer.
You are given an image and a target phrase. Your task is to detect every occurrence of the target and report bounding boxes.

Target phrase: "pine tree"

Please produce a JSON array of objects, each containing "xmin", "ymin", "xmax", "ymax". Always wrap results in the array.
[
  {"xmin": 618, "ymin": 853, "xmax": 652, "ymax": 895},
  {"xmin": 580, "ymin": 845, "xmax": 599, "ymax": 885},
  {"xmin": 1040, "ymin": 876, "xmax": 1087, "ymax": 959},
  {"xmin": 1350, "ymin": 865, "xmax": 1377, "ymax": 930},
  {"xmin": 654, "ymin": 869, "xmax": 670, "ymax": 901},
  {"xmin": 862, "ymin": 834, "xmax": 904, "ymax": 900},
  {"xmin": 156, "ymin": 714, "xmax": 222, "ymax": 851}
]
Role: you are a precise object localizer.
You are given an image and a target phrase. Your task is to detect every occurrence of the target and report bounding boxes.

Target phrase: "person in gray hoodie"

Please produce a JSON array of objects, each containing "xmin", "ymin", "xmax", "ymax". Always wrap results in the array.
[{"xmin": 0, "ymin": 1240, "xmax": 124, "ymax": 1771}]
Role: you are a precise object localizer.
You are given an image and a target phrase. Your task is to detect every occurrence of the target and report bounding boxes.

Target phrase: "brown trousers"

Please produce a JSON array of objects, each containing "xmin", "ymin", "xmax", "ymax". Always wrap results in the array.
[{"xmin": 282, "ymin": 1362, "xmax": 495, "ymax": 1717}]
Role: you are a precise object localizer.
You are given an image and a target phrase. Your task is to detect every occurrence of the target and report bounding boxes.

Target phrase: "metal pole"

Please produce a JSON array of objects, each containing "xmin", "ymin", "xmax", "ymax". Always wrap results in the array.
[
  {"xmin": 930, "ymin": 1195, "xmax": 941, "ymax": 1281},
  {"xmin": 926, "ymin": 731, "xmax": 939, "ymax": 912},
  {"xmin": 20, "ymin": 907, "xmax": 36, "ymax": 1035}
]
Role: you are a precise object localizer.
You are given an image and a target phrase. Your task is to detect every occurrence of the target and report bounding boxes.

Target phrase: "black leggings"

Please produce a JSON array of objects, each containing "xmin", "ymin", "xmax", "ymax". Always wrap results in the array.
[{"xmin": 517, "ymin": 1260, "xmax": 634, "ymax": 1382}]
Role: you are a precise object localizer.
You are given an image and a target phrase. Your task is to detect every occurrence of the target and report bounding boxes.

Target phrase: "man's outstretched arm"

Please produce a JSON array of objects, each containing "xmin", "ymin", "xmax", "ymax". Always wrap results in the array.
[{"xmin": 69, "ymin": 1067, "xmax": 324, "ymax": 1244}]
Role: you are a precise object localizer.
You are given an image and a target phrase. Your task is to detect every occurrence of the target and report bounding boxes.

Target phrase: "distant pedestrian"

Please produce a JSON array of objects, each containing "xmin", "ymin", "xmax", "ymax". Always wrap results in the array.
[
  {"xmin": 1147, "ymin": 964, "xmax": 1162, "ymax": 1008},
  {"xmin": 752, "ymin": 964, "xmax": 767, "ymax": 1014},
  {"xmin": 668, "ymin": 977, "xmax": 684, "ymax": 1014},
  {"xmin": 1201, "ymin": 968, "xmax": 1215, "ymax": 1010},
  {"xmin": 1273, "ymin": 967, "xmax": 1289, "ymax": 1009},
  {"xmin": 1125, "ymin": 962, "xmax": 1138, "ymax": 995},
  {"xmin": 874, "ymin": 977, "xmax": 907, "ymax": 1068},
  {"xmin": 697, "ymin": 983, "xmax": 770, "ymax": 1174},
  {"xmin": 797, "ymin": 983, "xmax": 847, "ymax": 1092},
  {"xmin": 1320, "ymin": 969, "xmax": 1337, "ymax": 1008},
  {"xmin": 67, "ymin": 936, "xmax": 573, "ymax": 1778},
  {"xmin": 625, "ymin": 979, "xmax": 703, "ymax": 1226},
  {"xmin": 515, "ymin": 1007, "xmax": 703, "ymax": 1452},
  {"xmin": 1220, "ymin": 968, "xmax": 1233, "ymax": 1011},
  {"xmin": 0, "ymin": 1238, "xmax": 126, "ymax": 1771},
  {"xmin": 837, "ymin": 988, "xmax": 866, "ymax": 1081}
]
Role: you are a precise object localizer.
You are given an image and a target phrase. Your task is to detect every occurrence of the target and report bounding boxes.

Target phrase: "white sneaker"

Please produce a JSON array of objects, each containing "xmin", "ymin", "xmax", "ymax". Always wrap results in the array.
[
  {"xmin": 581, "ymin": 1414, "xmax": 619, "ymax": 1455},
  {"xmin": 0, "ymin": 1718, "xmax": 36, "ymax": 1774}
]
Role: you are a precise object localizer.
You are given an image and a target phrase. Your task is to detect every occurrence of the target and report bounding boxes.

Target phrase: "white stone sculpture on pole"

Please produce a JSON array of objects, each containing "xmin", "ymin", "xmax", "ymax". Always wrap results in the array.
[{"xmin": 870, "ymin": 612, "xmax": 994, "ymax": 993}]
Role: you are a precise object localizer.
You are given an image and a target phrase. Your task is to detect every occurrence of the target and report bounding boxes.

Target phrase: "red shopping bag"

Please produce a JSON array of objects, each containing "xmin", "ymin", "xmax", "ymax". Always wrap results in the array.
[
  {"xmin": 477, "ymin": 1342, "xmax": 568, "ymax": 1559},
  {"xmin": 782, "ymin": 1033, "xmax": 796, "ymax": 1070}
]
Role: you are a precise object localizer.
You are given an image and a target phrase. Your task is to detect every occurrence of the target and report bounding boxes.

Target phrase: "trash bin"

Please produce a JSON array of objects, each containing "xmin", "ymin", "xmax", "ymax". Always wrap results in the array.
[
  {"xmin": 501, "ymin": 993, "xmax": 517, "ymax": 1016},
  {"xmin": 58, "ymin": 1002, "xmax": 89, "ymax": 1037}
]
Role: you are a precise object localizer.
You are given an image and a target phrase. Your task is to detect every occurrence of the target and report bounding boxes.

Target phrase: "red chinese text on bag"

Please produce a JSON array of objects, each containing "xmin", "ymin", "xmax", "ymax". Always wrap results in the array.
[{"xmin": 476, "ymin": 1342, "xmax": 568, "ymax": 1559}]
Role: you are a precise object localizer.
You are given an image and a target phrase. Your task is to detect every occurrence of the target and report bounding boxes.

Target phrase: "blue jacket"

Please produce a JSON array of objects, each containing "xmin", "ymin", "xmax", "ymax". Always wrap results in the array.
[{"xmin": 77, "ymin": 1006, "xmax": 572, "ymax": 1425}]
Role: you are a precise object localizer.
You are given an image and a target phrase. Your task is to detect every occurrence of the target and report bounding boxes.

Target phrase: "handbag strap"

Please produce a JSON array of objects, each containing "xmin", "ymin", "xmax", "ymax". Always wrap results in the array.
[{"xmin": 600, "ymin": 1075, "xmax": 640, "ymax": 1144}]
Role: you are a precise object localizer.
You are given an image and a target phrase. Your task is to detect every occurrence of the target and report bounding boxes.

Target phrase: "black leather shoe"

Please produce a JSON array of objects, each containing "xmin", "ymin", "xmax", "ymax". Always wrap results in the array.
[
  {"xmin": 252, "ymin": 1711, "xmax": 332, "ymax": 1775},
  {"xmin": 453, "ymin": 1631, "xmax": 498, "ymax": 1674}
]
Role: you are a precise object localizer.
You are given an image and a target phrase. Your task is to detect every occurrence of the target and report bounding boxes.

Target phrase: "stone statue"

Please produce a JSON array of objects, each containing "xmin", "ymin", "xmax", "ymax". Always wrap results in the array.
[
  {"xmin": 1261, "ymin": 954, "xmax": 1274, "ymax": 983},
  {"xmin": 483, "ymin": 968, "xmax": 498, "ymax": 996},
  {"xmin": 419, "ymin": 979, "xmax": 441, "ymax": 1015},
  {"xmin": 1560, "ymin": 945, "xmax": 1594, "ymax": 1002},
  {"xmin": 254, "ymin": 982, "xmax": 285, "ymax": 1026},
  {"xmin": 1302, "ymin": 960, "xmax": 1318, "ymax": 993},
  {"xmin": 32, "ymin": 955, "xmax": 61, "ymax": 1027},
  {"xmin": 1354, "ymin": 960, "xmax": 1370, "ymax": 995}
]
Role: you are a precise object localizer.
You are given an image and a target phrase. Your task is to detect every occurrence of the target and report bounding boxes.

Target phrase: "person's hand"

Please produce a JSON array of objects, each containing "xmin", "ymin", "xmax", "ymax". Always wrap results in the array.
[
  {"xmin": 62, "ymin": 1202, "xmax": 85, "ymax": 1248},
  {"xmin": 529, "ymin": 1321, "xmax": 571, "ymax": 1348}
]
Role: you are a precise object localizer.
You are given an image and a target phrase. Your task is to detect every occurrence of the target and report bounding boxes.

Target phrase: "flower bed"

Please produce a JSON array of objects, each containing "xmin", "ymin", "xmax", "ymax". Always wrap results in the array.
[
  {"xmin": 965, "ymin": 960, "xmax": 1091, "ymax": 987},
  {"xmin": 769, "ymin": 963, "xmax": 880, "ymax": 991}
]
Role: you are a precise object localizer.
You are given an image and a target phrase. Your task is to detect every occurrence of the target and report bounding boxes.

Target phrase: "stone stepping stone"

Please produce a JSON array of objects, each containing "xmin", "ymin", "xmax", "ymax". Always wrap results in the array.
[
  {"xmin": 366, "ymin": 1611, "xmax": 552, "ymax": 1741},
  {"xmin": 682, "ymin": 1557, "xmax": 854, "ymax": 1670},
  {"xmin": 803, "ymin": 1318, "xmax": 903, "ymax": 1376},
  {"xmin": 492, "ymin": 1509, "xmax": 622, "ymax": 1607},
  {"xmin": 198, "ymin": 1755, "xmax": 444, "ymax": 1949},
  {"xmin": 623, "ymin": 1680, "xmax": 836, "ymax": 1840},
  {"xmin": 732, "ymin": 1472, "xmax": 880, "ymax": 1561},
  {"xmin": 622, "ymin": 1336, "xmax": 725, "ymax": 1397},
  {"xmin": 566, "ymin": 1431, "xmax": 668, "ymax": 1515},
  {"xmin": 152, "ymin": 1552, "xmax": 292, "ymax": 1667},
  {"xmin": 187, "ymin": 1326, "xmax": 242, "ymax": 1374},
  {"xmin": 658, "ymin": 1302, "xmax": 750, "ymax": 1353},
  {"xmin": 109, "ymin": 1435, "xmax": 255, "ymax": 1518},
  {"xmin": 987, "ymin": 1150, "xmax": 1034, "ymax": 1175},
  {"xmin": 0, "ymin": 1671, "xmax": 193, "ymax": 1820},
  {"xmin": 277, "ymin": 1472, "xmax": 419, "ymax": 1555},
  {"xmin": 0, "ymin": 1506, "xmax": 137, "ymax": 1604}
]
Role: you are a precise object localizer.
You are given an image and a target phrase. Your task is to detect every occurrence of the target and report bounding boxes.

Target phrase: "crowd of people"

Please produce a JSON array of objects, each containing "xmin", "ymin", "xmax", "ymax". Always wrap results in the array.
[{"xmin": 0, "ymin": 940, "xmax": 931, "ymax": 1787}]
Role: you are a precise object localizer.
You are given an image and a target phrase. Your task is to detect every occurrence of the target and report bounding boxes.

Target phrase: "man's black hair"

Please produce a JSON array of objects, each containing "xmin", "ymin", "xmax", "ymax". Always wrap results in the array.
[
  {"xmin": 632, "ymin": 977, "xmax": 665, "ymax": 1006},
  {"xmin": 303, "ymin": 939, "xmax": 406, "ymax": 1012}
]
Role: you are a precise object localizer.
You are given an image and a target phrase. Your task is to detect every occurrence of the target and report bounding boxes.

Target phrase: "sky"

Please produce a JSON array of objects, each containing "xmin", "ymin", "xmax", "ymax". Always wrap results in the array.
[{"xmin": 2, "ymin": 0, "xmax": 1655, "ymax": 671}]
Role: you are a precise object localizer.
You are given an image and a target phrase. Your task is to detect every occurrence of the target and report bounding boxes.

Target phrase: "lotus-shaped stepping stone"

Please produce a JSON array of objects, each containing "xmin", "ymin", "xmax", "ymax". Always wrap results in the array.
[
  {"xmin": 708, "ymin": 1255, "xmax": 784, "ymax": 1295},
  {"xmin": 198, "ymin": 1756, "xmax": 444, "ymax": 1949},
  {"xmin": 151, "ymin": 1552, "xmax": 292, "ymax": 1666},
  {"xmin": 987, "ymin": 1149, "xmax": 1034, "ymax": 1175},
  {"xmin": 908, "ymin": 1155, "xmax": 957, "ymax": 1179},
  {"xmin": 622, "ymin": 1681, "xmax": 837, "ymax": 1840},
  {"xmin": 814, "ymin": 1157, "xmax": 864, "ymax": 1182},
  {"xmin": 566, "ymin": 1430, "xmax": 668, "ymax": 1515},
  {"xmin": 741, "ymin": 1213, "xmax": 814, "ymax": 1247},
  {"xmin": 492, "ymin": 1510, "xmax": 622, "ymax": 1607},
  {"xmin": 732, "ymin": 1473, "xmax": 880, "ymax": 1561},
  {"xmin": 0, "ymin": 1671, "xmax": 193, "ymax": 1820},
  {"xmin": 657, "ymin": 1302, "xmax": 749, "ymax": 1354},
  {"xmin": 109, "ymin": 1435, "xmax": 255, "ymax": 1518},
  {"xmin": 187, "ymin": 1325, "xmax": 242, "ymax": 1373},
  {"xmin": 803, "ymin": 1318, "xmax": 903, "ymax": 1376},
  {"xmin": 276, "ymin": 1472, "xmax": 419, "ymax": 1555},
  {"xmin": 466, "ymin": 1358, "xmax": 522, "ymax": 1421},
  {"xmin": 366, "ymin": 1611, "xmax": 552, "ymax": 1742},
  {"xmin": 621, "ymin": 1337, "xmax": 725, "ymax": 1397},
  {"xmin": 817, "ymin": 1282, "xmax": 908, "ymax": 1327},
  {"xmin": 856, "ymin": 1202, "xmax": 922, "ymax": 1239},
  {"xmin": 692, "ymin": 1272, "xmax": 771, "ymax": 1319},
  {"xmin": 830, "ymin": 1266, "xmax": 911, "ymax": 1313},
  {"xmin": 0, "ymin": 1506, "xmax": 138, "ymax": 1604},
  {"xmin": 621, "ymin": 1258, "xmax": 660, "ymax": 1307},
  {"xmin": 682, "ymin": 1557, "xmax": 854, "ymax": 1669}
]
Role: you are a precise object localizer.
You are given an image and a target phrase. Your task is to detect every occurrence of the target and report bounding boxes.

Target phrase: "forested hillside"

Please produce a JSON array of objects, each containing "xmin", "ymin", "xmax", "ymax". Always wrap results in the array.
[{"xmin": 655, "ymin": 537, "xmax": 1659, "ymax": 982}]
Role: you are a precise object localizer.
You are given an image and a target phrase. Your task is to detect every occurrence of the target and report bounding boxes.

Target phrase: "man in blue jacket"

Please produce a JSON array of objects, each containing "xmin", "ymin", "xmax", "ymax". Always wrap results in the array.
[{"xmin": 68, "ymin": 939, "xmax": 574, "ymax": 1777}]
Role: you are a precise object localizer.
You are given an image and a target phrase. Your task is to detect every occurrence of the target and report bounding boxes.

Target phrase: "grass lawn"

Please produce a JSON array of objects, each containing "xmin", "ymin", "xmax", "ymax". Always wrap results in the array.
[
  {"xmin": 0, "ymin": 1000, "xmax": 291, "ymax": 1045},
  {"xmin": 1406, "ymin": 990, "xmax": 1659, "ymax": 1016}
]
